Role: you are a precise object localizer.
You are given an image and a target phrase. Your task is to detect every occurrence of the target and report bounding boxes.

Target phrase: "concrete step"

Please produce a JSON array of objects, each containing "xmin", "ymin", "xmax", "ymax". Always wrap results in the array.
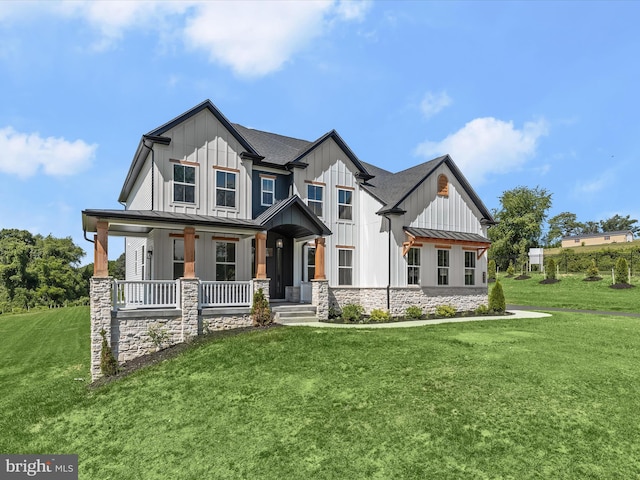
[
  {"xmin": 276, "ymin": 310, "xmax": 317, "ymax": 318},
  {"xmin": 278, "ymin": 316, "xmax": 318, "ymax": 324}
]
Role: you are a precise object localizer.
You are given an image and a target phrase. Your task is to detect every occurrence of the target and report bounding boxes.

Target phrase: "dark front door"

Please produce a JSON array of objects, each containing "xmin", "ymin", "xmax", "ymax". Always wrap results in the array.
[{"xmin": 266, "ymin": 233, "xmax": 293, "ymax": 299}]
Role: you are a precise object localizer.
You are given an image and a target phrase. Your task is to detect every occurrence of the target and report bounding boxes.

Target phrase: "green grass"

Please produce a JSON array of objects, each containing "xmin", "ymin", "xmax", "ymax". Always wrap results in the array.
[
  {"xmin": 4, "ymin": 307, "xmax": 640, "ymax": 478},
  {"xmin": 499, "ymin": 273, "xmax": 640, "ymax": 312}
]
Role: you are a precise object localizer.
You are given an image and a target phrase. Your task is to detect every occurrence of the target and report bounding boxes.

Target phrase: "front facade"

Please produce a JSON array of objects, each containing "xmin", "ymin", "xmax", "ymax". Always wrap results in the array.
[
  {"xmin": 82, "ymin": 100, "xmax": 495, "ymax": 379},
  {"xmin": 561, "ymin": 231, "xmax": 634, "ymax": 248}
]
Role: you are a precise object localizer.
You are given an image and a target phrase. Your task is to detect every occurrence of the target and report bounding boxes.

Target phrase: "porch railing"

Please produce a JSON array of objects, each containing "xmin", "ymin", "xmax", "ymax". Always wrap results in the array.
[
  {"xmin": 200, "ymin": 281, "xmax": 252, "ymax": 308},
  {"xmin": 113, "ymin": 280, "xmax": 180, "ymax": 310}
]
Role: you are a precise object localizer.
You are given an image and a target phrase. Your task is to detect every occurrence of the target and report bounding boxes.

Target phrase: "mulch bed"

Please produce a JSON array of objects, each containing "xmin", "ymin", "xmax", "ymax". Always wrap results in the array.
[
  {"xmin": 90, "ymin": 323, "xmax": 281, "ymax": 389},
  {"xmin": 583, "ymin": 276, "xmax": 603, "ymax": 282},
  {"xmin": 609, "ymin": 283, "xmax": 636, "ymax": 289},
  {"xmin": 539, "ymin": 278, "xmax": 560, "ymax": 284},
  {"xmin": 515, "ymin": 275, "xmax": 531, "ymax": 280}
]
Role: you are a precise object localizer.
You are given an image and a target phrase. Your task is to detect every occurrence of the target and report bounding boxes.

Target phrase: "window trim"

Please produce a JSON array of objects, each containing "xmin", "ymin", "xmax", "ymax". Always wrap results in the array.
[
  {"xmin": 260, "ymin": 176, "xmax": 275, "ymax": 207},
  {"xmin": 215, "ymin": 169, "xmax": 237, "ymax": 209},
  {"xmin": 304, "ymin": 244, "xmax": 316, "ymax": 282},
  {"xmin": 337, "ymin": 247, "xmax": 354, "ymax": 286},
  {"xmin": 307, "ymin": 184, "xmax": 324, "ymax": 218},
  {"xmin": 407, "ymin": 247, "xmax": 420, "ymax": 285},
  {"xmin": 215, "ymin": 241, "xmax": 236, "ymax": 281},
  {"xmin": 172, "ymin": 162, "xmax": 197, "ymax": 205},
  {"xmin": 464, "ymin": 250, "xmax": 476, "ymax": 286},
  {"xmin": 337, "ymin": 187, "xmax": 353, "ymax": 221},
  {"xmin": 437, "ymin": 249, "xmax": 449, "ymax": 286},
  {"xmin": 437, "ymin": 174, "xmax": 449, "ymax": 197}
]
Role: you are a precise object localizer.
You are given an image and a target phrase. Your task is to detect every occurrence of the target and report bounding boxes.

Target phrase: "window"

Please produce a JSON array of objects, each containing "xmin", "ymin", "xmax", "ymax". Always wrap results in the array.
[
  {"xmin": 173, "ymin": 239, "xmax": 184, "ymax": 280},
  {"xmin": 437, "ymin": 174, "xmax": 449, "ymax": 197},
  {"xmin": 574, "ymin": 239, "xmax": 580, "ymax": 243},
  {"xmin": 437, "ymin": 249, "xmax": 449, "ymax": 285},
  {"xmin": 338, "ymin": 249, "xmax": 353, "ymax": 285},
  {"xmin": 215, "ymin": 242, "xmax": 236, "ymax": 281},
  {"xmin": 306, "ymin": 246, "xmax": 316, "ymax": 281},
  {"xmin": 465, "ymin": 251, "xmax": 476, "ymax": 286},
  {"xmin": 216, "ymin": 170, "xmax": 236, "ymax": 208},
  {"xmin": 338, "ymin": 188, "xmax": 353, "ymax": 220},
  {"xmin": 173, "ymin": 164, "xmax": 196, "ymax": 203},
  {"xmin": 604, "ymin": 236, "xmax": 611, "ymax": 241},
  {"xmin": 261, "ymin": 177, "xmax": 275, "ymax": 206},
  {"xmin": 407, "ymin": 247, "xmax": 420, "ymax": 285},
  {"xmin": 307, "ymin": 184, "xmax": 323, "ymax": 217}
]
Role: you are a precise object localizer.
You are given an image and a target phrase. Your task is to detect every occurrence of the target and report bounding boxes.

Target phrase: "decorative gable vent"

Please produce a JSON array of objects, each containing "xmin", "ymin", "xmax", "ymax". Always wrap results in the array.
[{"xmin": 437, "ymin": 174, "xmax": 449, "ymax": 197}]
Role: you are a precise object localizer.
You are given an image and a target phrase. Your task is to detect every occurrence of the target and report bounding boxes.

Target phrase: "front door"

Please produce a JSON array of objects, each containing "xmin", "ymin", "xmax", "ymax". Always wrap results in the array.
[{"xmin": 266, "ymin": 233, "xmax": 293, "ymax": 299}]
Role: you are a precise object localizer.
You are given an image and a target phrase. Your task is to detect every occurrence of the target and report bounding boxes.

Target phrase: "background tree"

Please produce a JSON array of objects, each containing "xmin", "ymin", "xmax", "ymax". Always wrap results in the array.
[
  {"xmin": 600, "ymin": 214, "xmax": 639, "ymax": 235},
  {"xmin": 581, "ymin": 221, "xmax": 600, "ymax": 234},
  {"xmin": 544, "ymin": 212, "xmax": 584, "ymax": 247},
  {"xmin": 614, "ymin": 257, "xmax": 629, "ymax": 285},
  {"xmin": 488, "ymin": 186, "xmax": 552, "ymax": 268}
]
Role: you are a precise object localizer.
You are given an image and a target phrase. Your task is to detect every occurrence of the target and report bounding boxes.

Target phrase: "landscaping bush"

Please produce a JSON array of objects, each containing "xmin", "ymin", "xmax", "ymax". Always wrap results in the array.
[
  {"xmin": 405, "ymin": 305, "xmax": 423, "ymax": 320},
  {"xmin": 474, "ymin": 304, "xmax": 489, "ymax": 315},
  {"xmin": 341, "ymin": 304, "xmax": 364, "ymax": 323},
  {"xmin": 251, "ymin": 288, "xmax": 272, "ymax": 326},
  {"xmin": 545, "ymin": 258, "xmax": 557, "ymax": 280},
  {"xmin": 585, "ymin": 259, "xmax": 601, "ymax": 280},
  {"xmin": 435, "ymin": 304, "xmax": 457, "ymax": 318},
  {"xmin": 615, "ymin": 257, "xmax": 629, "ymax": 285},
  {"xmin": 506, "ymin": 261, "xmax": 515, "ymax": 277},
  {"xmin": 488, "ymin": 280, "xmax": 506, "ymax": 313},
  {"xmin": 100, "ymin": 328, "xmax": 119, "ymax": 377},
  {"xmin": 147, "ymin": 324, "xmax": 169, "ymax": 350},
  {"xmin": 488, "ymin": 259, "xmax": 496, "ymax": 282},
  {"xmin": 369, "ymin": 309, "xmax": 391, "ymax": 322}
]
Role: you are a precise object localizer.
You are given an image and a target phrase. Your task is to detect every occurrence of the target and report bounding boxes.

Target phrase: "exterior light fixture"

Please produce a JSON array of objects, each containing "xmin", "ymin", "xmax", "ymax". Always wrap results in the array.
[{"xmin": 276, "ymin": 239, "xmax": 283, "ymax": 249}]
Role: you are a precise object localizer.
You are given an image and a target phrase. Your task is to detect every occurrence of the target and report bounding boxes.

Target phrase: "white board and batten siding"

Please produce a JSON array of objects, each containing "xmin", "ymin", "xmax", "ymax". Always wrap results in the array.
[
  {"xmin": 150, "ymin": 109, "xmax": 252, "ymax": 219},
  {"xmin": 293, "ymin": 137, "xmax": 360, "ymax": 286},
  {"xmin": 359, "ymin": 189, "xmax": 389, "ymax": 287}
]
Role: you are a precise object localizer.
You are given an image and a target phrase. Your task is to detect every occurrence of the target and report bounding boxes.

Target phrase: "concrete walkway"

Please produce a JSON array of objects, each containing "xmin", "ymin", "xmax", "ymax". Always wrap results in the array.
[
  {"xmin": 507, "ymin": 304, "xmax": 640, "ymax": 318},
  {"xmin": 279, "ymin": 309, "xmax": 551, "ymax": 328}
]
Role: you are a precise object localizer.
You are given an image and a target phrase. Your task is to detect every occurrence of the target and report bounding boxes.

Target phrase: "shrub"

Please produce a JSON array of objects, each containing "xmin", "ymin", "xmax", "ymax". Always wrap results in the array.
[
  {"xmin": 341, "ymin": 304, "xmax": 364, "ymax": 323},
  {"xmin": 488, "ymin": 259, "xmax": 496, "ymax": 281},
  {"xmin": 545, "ymin": 258, "xmax": 556, "ymax": 280},
  {"xmin": 488, "ymin": 280, "xmax": 506, "ymax": 313},
  {"xmin": 328, "ymin": 306, "xmax": 341, "ymax": 319},
  {"xmin": 100, "ymin": 328, "xmax": 119, "ymax": 377},
  {"xmin": 506, "ymin": 261, "xmax": 515, "ymax": 276},
  {"xmin": 405, "ymin": 305, "xmax": 423, "ymax": 320},
  {"xmin": 614, "ymin": 257, "xmax": 629, "ymax": 284},
  {"xmin": 147, "ymin": 324, "xmax": 169, "ymax": 350},
  {"xmin": 586, "ymin": 259, "xmax": 600, "ymax": 278},
  {"xmin": 370, "ymin": 309, "xmax": 391, "ymax": 322},
  {"xmin": 251, "ymin": 288, "xmax": 272, "ymax": 326},
  {"xmin": 474, "ymin": 304, "xmax": 489, "ymax": 315},
  {"xmin": 435, "ymin": 304, "xmax": 457, "ymax": 318}
]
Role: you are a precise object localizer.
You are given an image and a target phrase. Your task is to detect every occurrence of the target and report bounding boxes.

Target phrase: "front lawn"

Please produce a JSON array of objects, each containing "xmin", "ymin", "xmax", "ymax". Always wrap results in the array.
[
  {"xmin": 500, "ymin": 273, "xmax": 640, "ymax": 312},
  {"xmin": 4, "ymin": 307, "xmax": 640, "ymax": 478}
]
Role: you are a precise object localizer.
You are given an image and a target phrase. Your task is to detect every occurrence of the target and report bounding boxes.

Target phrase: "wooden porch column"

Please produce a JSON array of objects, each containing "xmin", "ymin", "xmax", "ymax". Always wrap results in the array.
[
  {"xmin": 94, "ymin": 220, "xmax": 109, "ymax": 277},
  {"xmin": 183, "ymin": 227, "xmax": 196, "ymax": 278},
  {"xmin": 314, "ymin": 237, "xmax": 326, "ymax": 280},
  {"xmin": 255, "ymin": 231, "xmax": 267, "ymax": 279}
]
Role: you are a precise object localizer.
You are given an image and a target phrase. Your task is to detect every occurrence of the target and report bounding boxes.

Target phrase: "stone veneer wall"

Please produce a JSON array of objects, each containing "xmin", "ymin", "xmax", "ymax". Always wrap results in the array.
[{"xmin": 329, "ymin": 286, "xmax": 488, "ymax": 317}]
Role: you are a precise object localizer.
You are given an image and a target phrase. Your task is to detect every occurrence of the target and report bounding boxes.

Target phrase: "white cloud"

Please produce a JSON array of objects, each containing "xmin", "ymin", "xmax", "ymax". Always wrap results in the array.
[
  {"xmin": 415, "ymin": 117, "xmax": 549, "ymax": 185},
  {"xmin": 420, "ymin": 91, "xmax": 452, "ymax": 119},
  {"xmin": 0, "ymin": 127, "xmax": 97, "ymax": 178},
  {"xmin": 334, "ymin": 0, "xmax": 372, "ymax": 21},
  {"xmin": 573, "ymin": 169, "xmax": 616, "ymax": 195}
]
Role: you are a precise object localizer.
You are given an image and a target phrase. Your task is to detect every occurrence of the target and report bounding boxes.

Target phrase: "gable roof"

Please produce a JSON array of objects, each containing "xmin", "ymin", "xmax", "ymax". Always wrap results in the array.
[
  {"xmin": 562, "ymin": 230, "xmax": 633, "ymax": 241},
  {"xmin": 255, "ymin": 195, "xmax": 332, "ymax": 237},
  {"xmin": 361, "ymin": 155, "xmax": 496, "ymax": 224}
]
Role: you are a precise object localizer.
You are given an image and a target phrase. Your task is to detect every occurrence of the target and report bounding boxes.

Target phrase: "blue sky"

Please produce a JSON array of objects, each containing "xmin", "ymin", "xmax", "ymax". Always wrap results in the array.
[{"xmin": 1, "ymin": 0, "xmax": 638, "ymax": 262}]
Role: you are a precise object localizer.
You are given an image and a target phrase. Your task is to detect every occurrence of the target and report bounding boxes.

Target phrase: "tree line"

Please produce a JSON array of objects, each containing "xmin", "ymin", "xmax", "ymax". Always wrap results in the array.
[
  {"xmin": 0, "ymin": 229, "xmax": 124, "ymax": 314},
  {"xmin": 488, "ymin": 186, "xmax": 639, "ymax": 269}
]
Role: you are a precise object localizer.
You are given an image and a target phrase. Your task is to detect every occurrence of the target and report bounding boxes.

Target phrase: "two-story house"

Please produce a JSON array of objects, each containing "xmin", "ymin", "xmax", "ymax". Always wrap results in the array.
[{"xmin": 82, "ymin": 100, "xmax": 495, "ymax": 379}]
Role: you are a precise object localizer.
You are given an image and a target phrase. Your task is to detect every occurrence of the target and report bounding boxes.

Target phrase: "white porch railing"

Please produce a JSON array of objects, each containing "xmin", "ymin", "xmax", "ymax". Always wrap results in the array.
[
  {"xmin": 113, "ymin": 280, "xmax": 180, "ymax": 310},
  {"xmin": 200, "ymin": 281, "xmax": 252, "ymax": 307}
]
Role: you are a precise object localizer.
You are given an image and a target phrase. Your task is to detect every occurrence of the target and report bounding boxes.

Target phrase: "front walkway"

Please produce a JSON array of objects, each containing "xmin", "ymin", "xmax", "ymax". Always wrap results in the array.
[
  {"xmin": 279, "ymin": 309, "xmax": 551, "ymax": 328},
  {"xmin": 507, "ymin": 304, "xmax": 640, "ymax": 318}
]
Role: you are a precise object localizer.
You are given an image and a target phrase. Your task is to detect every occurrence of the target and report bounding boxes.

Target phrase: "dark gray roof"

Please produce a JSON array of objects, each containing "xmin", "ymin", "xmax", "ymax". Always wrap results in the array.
[
  {"xmin": 404, "ymin": 227, "xmax": 490, "ymax": 244},
  {"xmin": 232, "ymin": 124, "xmax": 311, "ymax": 166},
  {"xmin": 255, "ymin": 195, "xmax": 331, "ymax": 237},
  {"xmin": 562, "ymin": 230, "xmax": 633, "ymax": 241}
]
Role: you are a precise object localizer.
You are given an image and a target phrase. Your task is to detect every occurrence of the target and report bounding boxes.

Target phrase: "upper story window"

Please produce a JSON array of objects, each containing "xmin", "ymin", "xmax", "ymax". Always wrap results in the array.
[
  {"xmin": 338, "ymin": 188, "xmax": 353, "ymax": 220},
  {"xmin": 437, "ymin": 249, "xmax": 449, "ymax": 285},
  {"xmin": 173, "ymin": 164, "xmax": 196, "ymax": 204},
  {"xmin": 261, "ymin": 177, "xmax": 275, "ymax": 206},
  {"xmin": 464, "ymin": 251, "xmax": 475, "ymax": 285},
  {"xmin": 307, "ymin": 184, "xmax": 323, "ymax": 217},
  {"xmin": 407, "ymin": 247, "xmax": 420, "ymax": 285},
  {"xmin": 216, "ymin": 170, "xmax": 236, "ymax": 208},
  {"xmin": 437, "ymin": 174, "xmax": 449, "ymax": 197}
]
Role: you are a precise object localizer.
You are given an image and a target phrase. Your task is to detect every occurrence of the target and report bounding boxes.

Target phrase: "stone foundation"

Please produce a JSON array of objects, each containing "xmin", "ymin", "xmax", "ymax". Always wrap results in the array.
[{"xmin": 329, "ymin": 286, "xmax": 488, "ymax": 317}]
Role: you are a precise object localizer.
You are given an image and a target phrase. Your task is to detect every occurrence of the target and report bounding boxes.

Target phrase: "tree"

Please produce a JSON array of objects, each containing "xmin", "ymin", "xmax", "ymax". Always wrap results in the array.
[
  {"xmin": 544, "ymin": 212, "xmax": 584, "ymax": 247},
  {"xmin": 600, "ymin": 214, "xmax": 639, "ymax": 235},
  {"xmin": 488, "ymin": 186, "xmax": 552, "ymax": 269},
  {"xmin": 488, "ymin": 259, "xmax": 496, "ymax": 282},
  {"xmin": 488, "ymin": 280, "xmax": 505, "ymax": 313},
  {"xmin": 614, "ymin": 257, "xmax": 629, "ymax": 285},
  {"xmin": 581, "ymin": 221, "xmax": 600, "ymax": 234}
]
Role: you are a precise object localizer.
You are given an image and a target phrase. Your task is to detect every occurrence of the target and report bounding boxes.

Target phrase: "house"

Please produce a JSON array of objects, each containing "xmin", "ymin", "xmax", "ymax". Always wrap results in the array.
[
  {"xmin": 82, "ymin": 99, "xmax": 495, "ymax": 379},
  {"xmin": 561, "ymin": 231, "xmax": 634, "ymax": 248}
]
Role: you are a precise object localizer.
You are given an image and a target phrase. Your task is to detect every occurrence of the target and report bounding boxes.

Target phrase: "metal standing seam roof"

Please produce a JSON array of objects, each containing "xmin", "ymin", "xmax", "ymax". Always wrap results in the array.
[{"xmin": 404, "ymin": 227, "xmax": 491, "ymax": 244}]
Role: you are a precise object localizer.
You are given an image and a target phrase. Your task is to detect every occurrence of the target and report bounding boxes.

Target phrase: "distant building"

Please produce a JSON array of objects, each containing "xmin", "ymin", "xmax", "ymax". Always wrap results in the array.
[{"xmin": 561, "ymin": 231, "xmax": 634, "ymax": 248}]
